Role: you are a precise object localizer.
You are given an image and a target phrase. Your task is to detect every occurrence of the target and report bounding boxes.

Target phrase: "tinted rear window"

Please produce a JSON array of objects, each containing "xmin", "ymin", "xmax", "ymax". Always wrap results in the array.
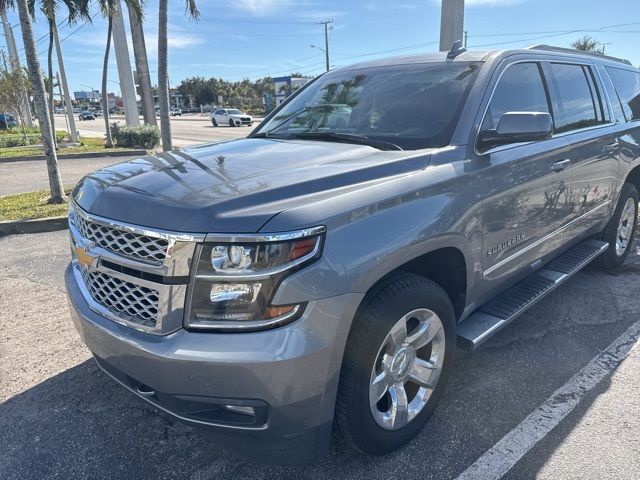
[
  {"xmin": 550, "ymin": 63, "xmax": 601, "ymax": 133},
  {"xmin": 606, "ymin": 67, "xmax": 640, "ymax": 121}
]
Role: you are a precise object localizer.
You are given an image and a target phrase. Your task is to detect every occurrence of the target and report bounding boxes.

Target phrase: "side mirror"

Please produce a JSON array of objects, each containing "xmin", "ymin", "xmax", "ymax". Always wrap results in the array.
[{"xmin": 478, "ymin": 112, "xmax": 553, "ymax": 151}]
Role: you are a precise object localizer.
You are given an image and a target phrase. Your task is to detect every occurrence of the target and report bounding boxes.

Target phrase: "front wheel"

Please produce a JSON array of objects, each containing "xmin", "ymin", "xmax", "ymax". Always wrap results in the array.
[
  {"xmin": 211, "ymin": 118, "xmax": 218, "ymax": 127},
  {"xmin": 229, "ymin": 119, "xmax": 236, "ymax": 127},
  {"xmin": 598, "ymin": 182, "xmax": 638, "ymax": 270},
  {"xmin": 335, "ymin": 272, "xmax": 456, "ymax": 455}
]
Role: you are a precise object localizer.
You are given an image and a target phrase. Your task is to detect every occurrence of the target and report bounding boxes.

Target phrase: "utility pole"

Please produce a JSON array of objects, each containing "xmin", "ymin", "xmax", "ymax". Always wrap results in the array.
[
  {"xmin": 53, "ymin": 27, "xmax": 78, "ymax": 142},
  {"xmin": 464, "ymin": 30, "xmax": 468, "ymax": 48},
  {"xmin": 320, "ymin": 19, "xmax": 333, "ymax": 72},
  {"xmin": 111, "ymin": 0, "xmax": 140, "ymax": 125},
  {"xmin": 127, "ymin": 2, "xmax": 156, "ymax": 126},
  {"xmin": 439, "ymin": 0, "xmax": 465, "ymax": 52},
  {"xmin": 1, "ymin": 10, "xmax": 33, "ymax": 126}
]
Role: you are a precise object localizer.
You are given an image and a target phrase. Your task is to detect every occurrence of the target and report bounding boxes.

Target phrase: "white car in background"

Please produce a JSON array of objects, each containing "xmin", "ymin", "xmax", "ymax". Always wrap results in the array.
[
  {"xmin": 170, "ymin": 108, "xmax": 182, "ymax": 116},
  {"xmin": 210, "ymin": 108, "xmax": 253, "ymax": 127}
]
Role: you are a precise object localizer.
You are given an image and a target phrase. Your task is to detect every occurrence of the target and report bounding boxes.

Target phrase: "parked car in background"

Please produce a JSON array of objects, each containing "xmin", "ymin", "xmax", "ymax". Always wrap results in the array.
[
  {"xmin": 210, "ymin": 108, "xmax": 253, "ymax": 127},
  {"xmin": 78, "ymin": 111, "xmax": 95, "ymax": 121},
  {"xmin": 66, "ymin": 45, "xmax": 640, "ymax": 465},
  {"xmin": 170, "ymin": 108, "xmax": 182, "ymax": 116},
  {"xmin": 93, "ymin": 109, "xmax": 102, "ymax": 117},
  {"xmin": 0, "ymin": 113, "xmax": 17, "ymax": 130}
]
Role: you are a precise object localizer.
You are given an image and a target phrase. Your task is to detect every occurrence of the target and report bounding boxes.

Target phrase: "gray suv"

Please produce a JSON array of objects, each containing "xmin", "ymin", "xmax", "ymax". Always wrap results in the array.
[{"xmin": 66, "ymin": 45, "xmax": 640, "ymax": 464}]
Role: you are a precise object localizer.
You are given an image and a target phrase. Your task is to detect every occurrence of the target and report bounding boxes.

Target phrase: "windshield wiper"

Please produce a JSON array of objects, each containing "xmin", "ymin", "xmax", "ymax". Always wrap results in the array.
[{"xmin": 287, "ymin": 132, "xmax": 403, "ymax": 151}]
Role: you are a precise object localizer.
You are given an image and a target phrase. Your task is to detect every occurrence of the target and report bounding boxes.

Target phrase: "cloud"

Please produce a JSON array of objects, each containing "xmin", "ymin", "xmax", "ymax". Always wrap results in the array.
[{"xmin": 224, "ymin": 0, "xmax": 298, "ymax": 15}]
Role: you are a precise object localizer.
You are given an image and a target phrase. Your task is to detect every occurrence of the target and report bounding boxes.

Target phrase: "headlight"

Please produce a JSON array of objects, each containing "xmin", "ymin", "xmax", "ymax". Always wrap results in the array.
[{"xmin": 185, "ymin": 226, "xmax": 325, "ymax": 331}]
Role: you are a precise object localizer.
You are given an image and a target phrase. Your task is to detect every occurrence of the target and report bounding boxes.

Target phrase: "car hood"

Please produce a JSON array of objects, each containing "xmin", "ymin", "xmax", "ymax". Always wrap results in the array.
[{"xmin": 73, "ymin": 138, "xmax": 429, "ymax": 233}]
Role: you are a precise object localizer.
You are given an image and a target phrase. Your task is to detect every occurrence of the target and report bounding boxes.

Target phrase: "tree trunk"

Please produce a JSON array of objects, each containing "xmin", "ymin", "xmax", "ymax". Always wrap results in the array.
[
  {"xmin": 15, "ymin": 0, "xmax": 66, "ymax": 203},
  {"xmin": 127, "ymin": 2, "xmax": 156, "ymax": 126},
  {"xmin": 158, "ymin": 0, "xmax": 171, "ymax": 151},
  {"xmin": 102, "ymin": 17, "xmax": 113, "ymax": 148},
  {"xmin": 47, "ymin": 17, "xmax": 57, "ymax": 149}
]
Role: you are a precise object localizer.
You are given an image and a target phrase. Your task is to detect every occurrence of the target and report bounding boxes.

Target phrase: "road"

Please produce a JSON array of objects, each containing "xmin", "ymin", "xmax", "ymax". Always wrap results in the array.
[
  {"xmin": 1, "ymin": 228, "xmax": 639, "ymax": 479},
  {"xmin": 68, "ymin": 114, "xmax": 260, "ymax": 147}
]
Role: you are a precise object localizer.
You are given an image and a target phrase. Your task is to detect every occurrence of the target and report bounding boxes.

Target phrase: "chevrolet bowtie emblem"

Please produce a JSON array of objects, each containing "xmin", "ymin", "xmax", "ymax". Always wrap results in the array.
[{"xmin": 75, "ymin": 245, "xmax": 98, "ymax": 268}]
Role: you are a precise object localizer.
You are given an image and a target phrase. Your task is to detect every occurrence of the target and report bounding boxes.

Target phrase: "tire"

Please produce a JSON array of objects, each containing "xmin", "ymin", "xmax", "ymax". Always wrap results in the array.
[
  {"xmin": 335, "ymin": 272, "xmax": 456, "ymax": 455},
  {"xmin": 211, "ymin": 118, "xmax": 218, "ymax": 127},
  {"xmin": 229, "ymin": 119, "xmax": 235, "ymax": 127},
  {"xmin": 597, "ymin": 182, "xmax": 639, "ymax": 270}
]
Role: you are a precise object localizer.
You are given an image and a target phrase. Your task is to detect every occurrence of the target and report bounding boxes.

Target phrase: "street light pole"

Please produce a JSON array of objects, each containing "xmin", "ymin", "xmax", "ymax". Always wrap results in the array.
[{"xmin": 439, "ymin": 0, "xmax": 465, "ymax": 52}]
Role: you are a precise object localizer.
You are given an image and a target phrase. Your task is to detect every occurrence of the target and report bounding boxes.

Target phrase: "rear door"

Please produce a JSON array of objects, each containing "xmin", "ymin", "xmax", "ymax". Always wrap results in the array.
[
  {"xmin": 543, "ymin": 61, "xmax": 620, "ymax": 240},
  {"xmin": 477, "ymin": 61, "xmax": 572, "ymax": 282}
]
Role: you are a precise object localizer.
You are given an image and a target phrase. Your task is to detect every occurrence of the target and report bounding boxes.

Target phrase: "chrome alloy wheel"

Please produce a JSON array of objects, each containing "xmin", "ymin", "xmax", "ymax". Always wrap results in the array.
[
  {"xmin": 616, "ymin": 198, "xmax": 637, "ymax": 257},
  {"xmin": 369, "ymin": 308, "xmax": 445, "ymax": 430}
]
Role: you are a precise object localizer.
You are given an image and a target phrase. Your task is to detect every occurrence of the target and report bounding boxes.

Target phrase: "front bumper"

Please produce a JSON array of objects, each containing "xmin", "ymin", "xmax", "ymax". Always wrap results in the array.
[{"xmin": 65, "ymin": 264, "xmax": 362, "ymax": 464}]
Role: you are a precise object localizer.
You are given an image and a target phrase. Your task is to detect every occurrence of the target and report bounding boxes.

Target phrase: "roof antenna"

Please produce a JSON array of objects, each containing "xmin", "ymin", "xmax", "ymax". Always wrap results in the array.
[{"xmin": 447, "ymin": 40, "xmax": 467, "ymax": 60}]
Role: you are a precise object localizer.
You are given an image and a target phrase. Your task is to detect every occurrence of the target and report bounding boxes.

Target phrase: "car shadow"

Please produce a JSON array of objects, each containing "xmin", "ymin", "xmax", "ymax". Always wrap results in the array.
[{"xmin": 2, "ymin": 236, "xmax": 639, "ymax": 480}]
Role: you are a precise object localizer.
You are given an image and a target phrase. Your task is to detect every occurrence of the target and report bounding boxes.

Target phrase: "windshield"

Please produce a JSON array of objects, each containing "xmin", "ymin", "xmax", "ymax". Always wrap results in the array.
[
  {"xmin": 257, "ymin": 62, "xmax": 481, "ymax": 150},
  {"xmin": 227, "ymin": 109, "xmax": 243, "ymax": 115}
]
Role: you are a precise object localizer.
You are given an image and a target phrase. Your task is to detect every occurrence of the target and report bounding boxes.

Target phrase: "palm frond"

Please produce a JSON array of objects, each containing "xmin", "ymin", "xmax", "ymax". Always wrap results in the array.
[{"xmin": 184, "ymin": 0, "xmax": 199, "ymax": 21}]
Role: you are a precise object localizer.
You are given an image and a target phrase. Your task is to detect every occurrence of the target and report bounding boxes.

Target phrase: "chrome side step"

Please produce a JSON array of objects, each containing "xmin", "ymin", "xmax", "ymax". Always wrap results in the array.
[{"xmin": 457, "ymin": 239, "xmax": 608, "ymax": 351}]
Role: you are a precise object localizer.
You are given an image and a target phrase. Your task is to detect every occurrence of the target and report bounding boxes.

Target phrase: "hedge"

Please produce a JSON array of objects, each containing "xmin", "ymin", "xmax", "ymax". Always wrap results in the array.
[{"xmin": 112, "ymin": 125, "xmax": 160, "ymax": 149}]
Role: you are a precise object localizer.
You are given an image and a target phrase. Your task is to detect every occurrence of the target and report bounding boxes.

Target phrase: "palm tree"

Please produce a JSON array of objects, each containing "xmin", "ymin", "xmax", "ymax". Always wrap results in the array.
[
  {"xmin": 571, "ymin": 36, "xmax": 601, "ymax": 53},
  {"xmin": 31, "ymin": 0, "xmax": 91, "ymax": 148},
  {"xmin": 0, "ymin": 0, "xmax": 66, "ymax": 203},
  {"xmin": 97, "ymin": 0, "xmax": 141, "ymax": 147},
  {"xmin": 126, "ymin": 1, "xmax": 155, "ymax": 126},
  {"xmin": 158, "ymin": 0, "xmax": 199, "ymax": 151}
]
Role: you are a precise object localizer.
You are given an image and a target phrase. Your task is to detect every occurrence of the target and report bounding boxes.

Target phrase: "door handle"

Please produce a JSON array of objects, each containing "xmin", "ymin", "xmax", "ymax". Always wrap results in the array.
[
  {"xmin": 603, "ymin": 142, "xmax": 620, "ymax": 153},
  {"xmin": 551, "ymin": 159, "xmax": 571, "ymax": 172}
]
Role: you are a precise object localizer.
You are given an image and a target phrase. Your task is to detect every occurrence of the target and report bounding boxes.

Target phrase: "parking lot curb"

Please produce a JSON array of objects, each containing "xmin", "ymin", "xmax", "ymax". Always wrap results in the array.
[
  {"xmin": 0, "ymin": 149, "xmax": 147, "ymax": 164},
  {"xmin": 0, "ymin": 216, "xmax": 68, "ymax": 236}
]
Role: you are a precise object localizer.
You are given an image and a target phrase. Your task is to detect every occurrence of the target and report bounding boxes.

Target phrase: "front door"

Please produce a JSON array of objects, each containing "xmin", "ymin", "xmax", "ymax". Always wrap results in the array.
[{"xmin": 477, "ymin": 61, "xmax": 572, "ymax": 282}]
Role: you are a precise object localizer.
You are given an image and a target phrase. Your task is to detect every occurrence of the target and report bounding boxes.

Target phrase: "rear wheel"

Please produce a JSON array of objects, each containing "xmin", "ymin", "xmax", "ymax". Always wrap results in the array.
[
  {"xmin": 598, "ymin": 182, "xmax": 638, "ymax": 270},
  {"xmin": 211, "ymin": 118, "xmax": 218, "ymax": 127},
  {"xmin": 335, "ymin": 272, "xmax": 456, "ymax": 455}
]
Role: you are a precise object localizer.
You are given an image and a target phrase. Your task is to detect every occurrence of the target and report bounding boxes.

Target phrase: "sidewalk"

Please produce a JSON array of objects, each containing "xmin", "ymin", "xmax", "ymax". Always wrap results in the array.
[{"xmin": 0, "ymin": 154, "xmax": 140, "ymax": 196}]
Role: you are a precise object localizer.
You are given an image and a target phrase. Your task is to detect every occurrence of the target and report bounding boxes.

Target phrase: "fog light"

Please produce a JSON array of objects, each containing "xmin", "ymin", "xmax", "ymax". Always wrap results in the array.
[{"xmin": 222, "ymin": 405, "xmax": 255, "ymax": 416}]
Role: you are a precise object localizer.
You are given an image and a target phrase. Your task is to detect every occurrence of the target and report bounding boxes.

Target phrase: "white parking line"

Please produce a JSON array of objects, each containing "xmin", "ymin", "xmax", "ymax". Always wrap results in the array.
[{"xmin": 455, "ymin": 320, "xmax": 640, "ymax": 480}]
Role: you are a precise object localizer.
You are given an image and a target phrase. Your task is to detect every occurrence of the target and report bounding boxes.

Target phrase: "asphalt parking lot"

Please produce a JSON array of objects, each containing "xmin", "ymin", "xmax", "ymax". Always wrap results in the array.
[
  {"xmin": 70, "ymin": 113, "xmax": 260, "ymax": 147},
  {"xmin": 1, "ymin": 228, "xmax": 639, "ymax": 480}
]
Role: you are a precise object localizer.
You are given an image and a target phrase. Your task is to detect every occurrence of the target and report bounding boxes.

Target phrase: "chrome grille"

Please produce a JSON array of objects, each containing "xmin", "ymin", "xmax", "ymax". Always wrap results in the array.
[
  {"xmin": 80, "ymin": 268, "xmax": 159, "ymax": 327},
  {"xmin": 75, "ymin": 214, "xmax": 169, "ymax": 264}
]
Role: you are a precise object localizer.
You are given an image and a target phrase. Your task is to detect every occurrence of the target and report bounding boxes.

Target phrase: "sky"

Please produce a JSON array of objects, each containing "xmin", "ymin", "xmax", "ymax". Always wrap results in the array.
[{"xmin": 2, "ymin": 0, "xmax": 639, "ymax": 98}]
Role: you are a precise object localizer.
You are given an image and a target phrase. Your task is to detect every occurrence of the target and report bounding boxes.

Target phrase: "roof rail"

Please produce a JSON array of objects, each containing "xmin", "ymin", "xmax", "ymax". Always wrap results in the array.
[{"xmin": 527, "ymin": 44, "xmax": 632, "ymax": 66}]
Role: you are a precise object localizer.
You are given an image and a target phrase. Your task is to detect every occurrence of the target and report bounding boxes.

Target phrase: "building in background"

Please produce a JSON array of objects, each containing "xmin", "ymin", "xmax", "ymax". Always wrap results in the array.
[
  {"xmin": 73, "ymin": 90, "xmax": 101, "ymax": 103},
  {"xmin": 273, "ymin": 76, "xmax": 312, "ymax": 106}
]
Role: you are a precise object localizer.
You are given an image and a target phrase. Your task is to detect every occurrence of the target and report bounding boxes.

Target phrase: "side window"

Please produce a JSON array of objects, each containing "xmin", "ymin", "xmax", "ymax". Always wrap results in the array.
[
  {"xmin": 599, "ymin": 65, "xmax": 627, "ymax": 121},
  {"xmin": 481, "ymin": 62, "xmax": 550, "ymax": 132},
  {"xmin": 605, "ymin": 67, "xmax": 640, "ymax": 121},
  {"xmin": 549, "ymin": 63, "xmax": 602, "ymax": 133}
]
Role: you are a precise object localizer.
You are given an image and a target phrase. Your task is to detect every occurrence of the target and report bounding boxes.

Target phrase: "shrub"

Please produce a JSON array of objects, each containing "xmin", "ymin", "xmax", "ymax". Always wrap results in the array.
[
  {"xmin": 0, "ymin": 130, "xmax": 68, "ymax": 148},
  {"xmin": 112, "ymin": 125, "xmax": 160, "ymax": 149}
]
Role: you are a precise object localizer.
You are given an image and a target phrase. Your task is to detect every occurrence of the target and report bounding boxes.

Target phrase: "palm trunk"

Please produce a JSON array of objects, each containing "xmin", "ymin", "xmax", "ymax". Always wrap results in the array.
[
  {"xmin": 127, "ymin": 2, "xmax": 156, "ymax": 126},
  {"xmin": 158, "ymin": 0, "xmax": 171, "ymax": 151},
  {"xmin": 15, "ymin": 0, "xmax": 65, "ymax": 203},
  {"xmin": 47, "ymin": 17, "xmax": 57, "ymax": 149},
  {"xmin": 102, "ymin": 17, "xmax": 113, "ymax": 148}
]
